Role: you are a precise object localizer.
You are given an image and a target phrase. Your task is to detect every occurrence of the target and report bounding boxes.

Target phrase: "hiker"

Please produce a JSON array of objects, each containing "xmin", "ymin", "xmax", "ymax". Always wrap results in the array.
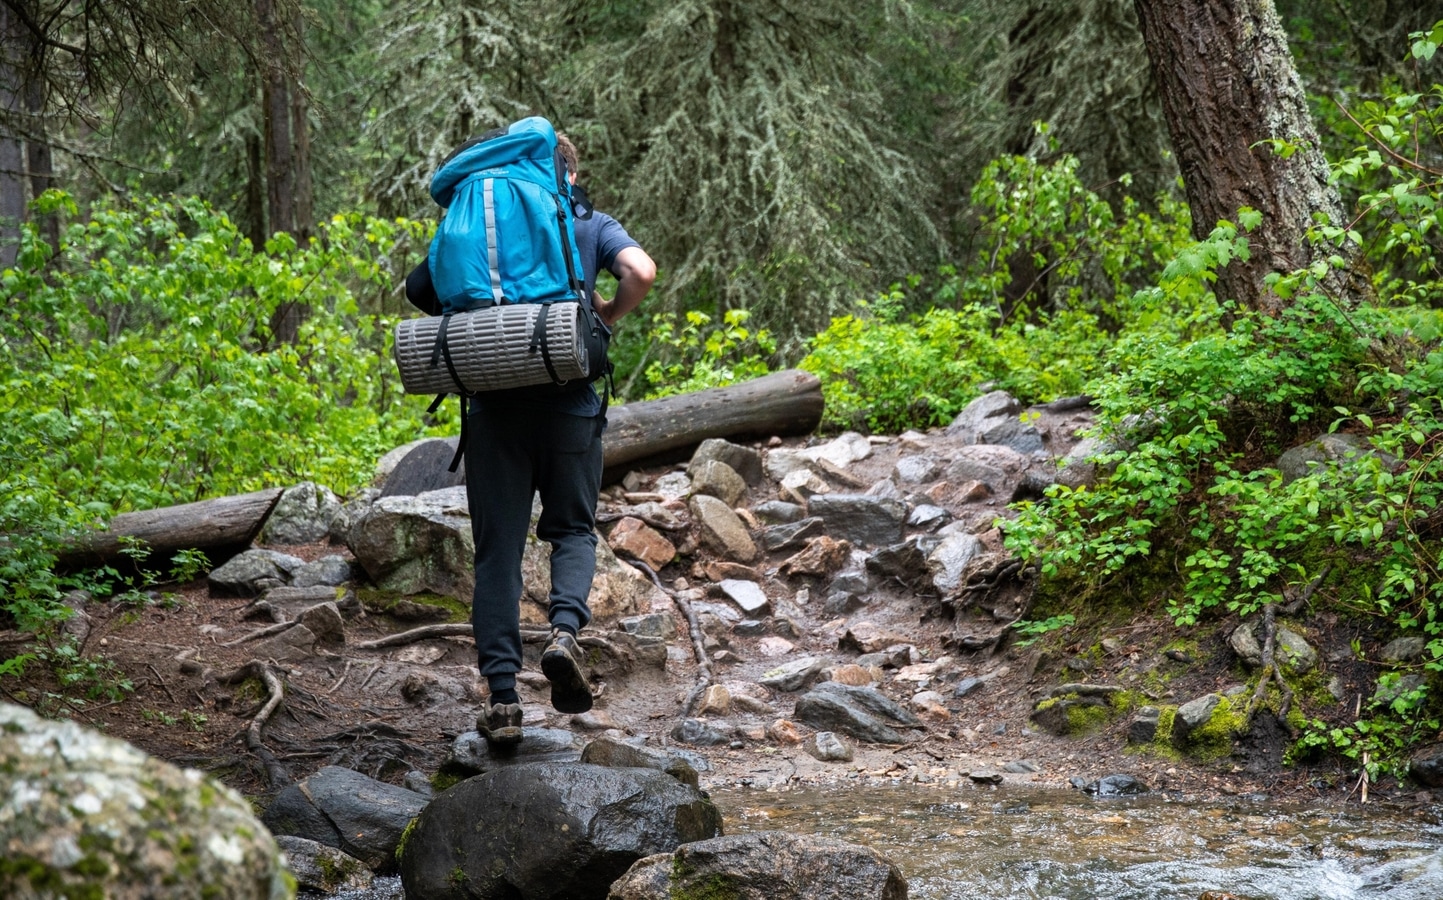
[{"xmin": 404, "ymin": 129, "xmax": 656, "ymax": 747}]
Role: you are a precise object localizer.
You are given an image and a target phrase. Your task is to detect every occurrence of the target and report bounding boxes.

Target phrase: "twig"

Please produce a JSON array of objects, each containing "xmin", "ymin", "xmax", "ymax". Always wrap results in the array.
[
  {"xmin": 352, "ymin": 623, "xmax": 473, "ymax": 650},
  {"xmin": 146, "ymin": 664, "xmax": 177, "ymax": 704},
  {"xmin": 325, "ymin": 660, "xmax": 353, "ymax": 695},
  {"xmin": 623, "ymin": 555, "xmax": 712, "ymax": 716},
  {"xmin": 217, "ymin": 660, "xmax": 290, "ymax": 789}
]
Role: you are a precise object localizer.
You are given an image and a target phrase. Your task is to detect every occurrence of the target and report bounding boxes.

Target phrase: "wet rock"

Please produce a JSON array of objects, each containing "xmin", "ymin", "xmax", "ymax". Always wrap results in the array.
[
  {"xmin": 947, "ymin": 391, "xmax": 1035, "ymax": 451},
  {"xmin": 753, "ymin": 500, "xmax": 806, "ymax": 524},
  {"xmin": 690, "ymin": 494, "xmax": 758, "ymax": 562},
  {"xmin": 926, "ymin": 532, "xmax": 984, "ymax": 594},
  {"xmin": 1228, "ymin": 622, "xmax": 1318, "ymax": 673},
  {"xmin": 803, "ymin": 731, "xmax": 855, "ymax": 762},
  {"xmin": 580, "ymin": 736, "xmax": 704, "ymax": 789},
  {"xmin": 733, "ymin": 618, "xmax": 769, "ymax": 637},
  {"xmin": 793, "ymin": 682, "xmax": 922, "ymax": 744},
  {"xmin": 806, "ymin": 494, "xmax": 906, "ymax": 547},
  {"xmin": 263, "ymin": 765, "xmax": 428, "ymax": 872},
  {"xmin": 968, "ymin": 769, "xmax": 1004, "ymax": 785},
  {"xmin": 864, "ymin": 537, "xmax": 939, "ymax": 591},
  {"xmin": 377, "ymin": 438, "xmax": 464, "ymax": 497},
  {"xmin": 291, "ymin": 554, "xmax": 353, "ymax": 588},
  {"xmin": 1171, "ymin": 694, "xmax": 1222, "ymax": 748},
  {"xmin": 443, "ymin": 727, "xmax": 585, "ymax": 777},
  {"xmin": 779, "ymin": 536, "xmax": 852, "ymax": 579},
  {"xmin": 608, "ymin": 831, "xmax": 907, "ymax": 900},
  {"xmin": 607, "ymin": 517, "xmax": 678, "ymax": 571},
  {"xmin": 720, "ymin": 578, "xmax": 771, "ymax": 616},
  {"xmin": 1409, "ymin": 746, "xmax": 1443, "ymax": 788},
  {"xmin": 907, "ymin": 504, "xmax": 950, "ymax": 530},
  {"xmin": 400, "ymin": 762, "xmax": 721, "ymax": 900},
  {"xmin": 691, "ymin": 459, "xmax": 749, "ymax": 507},
  {"xmin": 759, "ymin": 657, "xmax": 827, "ymax": 693},
  {"xmin": 761, "ymin": 516, "xmax": 826, "ymax": 552},
  {"xmin": 824, "ymin": 590, "xmax": 868, "ymax": 616},
  {"xmin": 1077, "ymin": 774, "xmax": 1149, "ymax": 797},
  {"xmin": 0, "ymin": 703, "xmax": 290, "ymax": 899},
  {"xmin": 1383, "ymin": 635, "xmax": 1428, "ymax": 663},
  {"xmin": 208, "ymin": 548, "xmax": 307, "ymax": 597},
  {"xmin": 261, "ymin": 481, "xmax": 342, "ymax": 545},
  {"xmin": 671, "ymin": 718, "xmax": 732, "ymax": 747},
  {"xmin": 894, "ymin": 455, "xmax": 942, "ymax": 484},
  {"xmin": 274, "ymin": 836, "xmax": 373, "ymax": 894},
  {"xmin": 348, "ymin": 486, "xmax": 474, "ymax": 599},
  {"xmin": 690, "ymin": 438, "xmax": 765, "ymax": 485},
  {"xmin": 1128, "ymin": 706, "xmax": 1161, "ymax": 744}
]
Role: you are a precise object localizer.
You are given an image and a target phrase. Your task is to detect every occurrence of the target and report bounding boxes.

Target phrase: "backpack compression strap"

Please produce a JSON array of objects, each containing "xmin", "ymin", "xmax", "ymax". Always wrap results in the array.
[
  {"xmin": 426, "ymin": 312, "xmax": 473, "ymax": 473},
  {"xmin": 528, "ymin": 303, "xmax": 564, "ymax": 385}
]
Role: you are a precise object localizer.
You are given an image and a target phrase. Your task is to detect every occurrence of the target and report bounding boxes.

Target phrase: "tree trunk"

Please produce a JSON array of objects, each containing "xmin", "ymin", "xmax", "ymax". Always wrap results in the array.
[
  {"xmin": 55, "ymin": 489, "xmax": 285, "ymax": 572},
  {"xmin": 602, "ymin": 369, "xmax": 825, "ymax": 473},
  {"xmin": 0, "ymin": 4, "xmax": 25, "ymax": 269},
  {"xmin": 1133, "ymin": 0, "xmax": 1363, "ymax": 312},
  {"xmin": 24, "ymin": 47, "xmax": 56, "ymax": 252}
]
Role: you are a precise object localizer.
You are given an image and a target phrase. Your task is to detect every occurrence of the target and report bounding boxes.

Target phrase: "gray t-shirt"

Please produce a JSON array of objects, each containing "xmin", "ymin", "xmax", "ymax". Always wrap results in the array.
[{"xmin": 475, "ymin": 209, "xmax": 640, "ymax": 416}]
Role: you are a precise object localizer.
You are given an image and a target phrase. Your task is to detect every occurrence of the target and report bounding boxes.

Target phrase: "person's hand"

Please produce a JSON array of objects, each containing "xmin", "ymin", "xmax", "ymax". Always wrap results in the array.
[{"xmin": 593, "ymin": 291, "xmax": 619, "ymax": 328}]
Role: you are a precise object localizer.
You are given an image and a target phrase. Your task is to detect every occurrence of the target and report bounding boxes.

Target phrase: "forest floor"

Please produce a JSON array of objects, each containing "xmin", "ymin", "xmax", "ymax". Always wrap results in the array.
[{"xmin": 2, "ymin": 415, "xmax": 1430, "ymax": 816}]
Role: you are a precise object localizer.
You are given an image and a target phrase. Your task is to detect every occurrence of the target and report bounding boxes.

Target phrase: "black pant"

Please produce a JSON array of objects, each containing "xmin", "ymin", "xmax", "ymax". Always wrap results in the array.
[{"xmin": 463, "ymin": 400, "xmax": 604, "ymax": 696}]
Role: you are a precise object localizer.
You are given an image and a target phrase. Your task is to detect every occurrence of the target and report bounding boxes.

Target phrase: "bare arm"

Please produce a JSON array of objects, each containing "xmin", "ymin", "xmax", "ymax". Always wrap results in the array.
[{"xmin": 594, "ymin": 246, "xmax": 656, "ymax": 328}]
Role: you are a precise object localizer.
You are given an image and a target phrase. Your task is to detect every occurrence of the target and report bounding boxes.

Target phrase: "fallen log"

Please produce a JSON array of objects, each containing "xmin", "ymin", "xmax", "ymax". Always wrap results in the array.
[
  {"xmin": 603, "ymin": 369, "xmax": 824, "ymax": 471},
  {"xmin": 55, "ymin": 488, "xmax": 283, "ymax": 571}
]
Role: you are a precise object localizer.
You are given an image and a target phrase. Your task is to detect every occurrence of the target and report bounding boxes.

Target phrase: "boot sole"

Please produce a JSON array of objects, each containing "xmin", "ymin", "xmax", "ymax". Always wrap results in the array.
[
  {"xmin": 480, "ymin": 725, "xmax": 523, "ymax": 747},
  {"xmin": 542, "ymin": 648, "xmax": 594, "ymax": 714}
]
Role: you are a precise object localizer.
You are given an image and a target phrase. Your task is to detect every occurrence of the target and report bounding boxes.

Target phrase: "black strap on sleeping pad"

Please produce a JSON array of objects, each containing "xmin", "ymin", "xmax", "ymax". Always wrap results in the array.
[
  {"xmin": 528, "ymin": 303, "xmax": 564, "ymax": 384},
  {"xmin": 426, "ymin": 312, "xmax": 472, "ymax": 473}
]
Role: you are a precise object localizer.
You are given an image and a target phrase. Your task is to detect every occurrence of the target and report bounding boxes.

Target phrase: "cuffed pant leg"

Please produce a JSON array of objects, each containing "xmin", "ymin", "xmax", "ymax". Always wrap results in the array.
[
  {"xmin": 535, "ymin": 412, "xmax": 604, "ymax": 635},
  {"xmin": 464, "ymin": 403, "xmax": 536, "ymax": 683}
]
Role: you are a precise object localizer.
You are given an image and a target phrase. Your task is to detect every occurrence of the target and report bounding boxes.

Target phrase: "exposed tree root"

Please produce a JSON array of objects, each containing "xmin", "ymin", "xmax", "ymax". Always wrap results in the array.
[
  {"xmin": 623, "ymin": 556, "xmax": 712, "ymax": 716},
  {"xmin": 352, "ymin": 623, "xmax": 473, "ymax": 650},
  {"xmin": 217, "ymin": 660, "xmax": 290, "ymax": 789},
  {"xmin": 219, "ymin": 620, "xmax": 297, "ymax": 648},
  {"xmin": 1246, "ymin": 565, "xmax": 1331, "ymax": 731}
]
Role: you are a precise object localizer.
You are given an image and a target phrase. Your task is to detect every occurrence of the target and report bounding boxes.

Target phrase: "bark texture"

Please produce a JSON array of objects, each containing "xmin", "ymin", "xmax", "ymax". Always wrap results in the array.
[{"xmin": 1134, "ymin": 0, "xmax": 1354, "ymax": 312}]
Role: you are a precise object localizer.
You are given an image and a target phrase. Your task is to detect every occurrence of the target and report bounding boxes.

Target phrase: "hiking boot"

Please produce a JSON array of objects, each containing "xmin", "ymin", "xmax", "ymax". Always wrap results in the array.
[
  {"xmin": 477, "ymin": 701, "xmax": 523, "ymax": 748},
  {"xmin": 541, "ymin": 629, "xmax": 594, "ymax": 714}
]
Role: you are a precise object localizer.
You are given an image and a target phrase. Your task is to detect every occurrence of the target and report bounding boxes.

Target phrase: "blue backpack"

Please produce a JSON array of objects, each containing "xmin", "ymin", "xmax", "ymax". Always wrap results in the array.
[{"xmin": 428, "ymin": 116, "xmax": 587, "ymax": 311}]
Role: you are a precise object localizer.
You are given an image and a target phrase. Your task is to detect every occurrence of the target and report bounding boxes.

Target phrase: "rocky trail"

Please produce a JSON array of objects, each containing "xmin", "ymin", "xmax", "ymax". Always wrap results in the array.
[{"xmin": 8, "ymin": 389, "xmax": 1432, "ymax": 838}]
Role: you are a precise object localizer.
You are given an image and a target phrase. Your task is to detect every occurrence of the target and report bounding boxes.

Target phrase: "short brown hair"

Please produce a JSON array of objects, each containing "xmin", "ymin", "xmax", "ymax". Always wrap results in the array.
[{"xmin": 556, "ymin": 133, "xmax": 579, "ymax": 178}]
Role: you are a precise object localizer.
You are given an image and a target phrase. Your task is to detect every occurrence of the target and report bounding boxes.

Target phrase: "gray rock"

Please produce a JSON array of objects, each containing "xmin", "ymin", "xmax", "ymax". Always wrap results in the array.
[
  {"xmin": 653, "ymin": 471, "xmax": 693, "ymax": 499},
  {"xmin": 865, "ymin": 478, "xmax": 907, "ymax": 502},
  {"xmin": 802, "ymin": 432, "xmax": 873, "ymax": 468},
  {"xmin": 690, "ymin": 494, "xmax": 758, "ymax": 562},
  {"xmin": 328, "ymin": 488, "xmax": 379, "ymax": 544},
  {"xmin": 823, "ymin": 590, "xmax": 867, "ymax": 616},
  {"xmin": 1374, "ymin": 673, "xmax": 1427, "ymax": 707},
  {"xmin": 444, "ymin": 727, "xmax": 584, "ymax": 777},
  {"xmin": 670, "ymin": 718, "xmax": 732, "ymax": 747},
  {"xmin": 261, "ymin": 481, "xmax": 343, "ymax": 545},
  {"xmin": 720, "ymin": 579, "xmax": 771, "ymax": 616},
  {"xmin": 926, "ymin": 532, "xmax": 983, "ymax": 594},
  {"xmin": 942, "ymin": 445, "xmax": 1033, "ymax": 493},
  {"xmin": 764, "ymin": 448, "xmax": 824, "ymax": 483},
  {"xmin": 378, "ymin": 438, "xmax": 464, "ymax": 498},
  {"xmin": 865, "ymin": 537, "xmax": 939, "ymax": 591},
  {"xmin": 291, "ymin": 554, "xmax": 352, "ymax": 588},
  {"xmin": 690, "ymin": 438, "xmax": 765, "ymax": 485},
  {"xmin": 690, "ymin": 459, "xmax": 749, "ymax": 507},
  {"xmin": 608, "ymin": 831, "xmax": 907, "ymax": 900},
  {"xmin": 208, "ymin": 548, "xmax": 307, "ymax": 597},
  {"xmin": 968, "ymin": 770, "xmax": 1004, "ymax": 784},
  {"xmin": 828, "ymin": 569, "xmax": 871, "ymax": 595},
  {"xmin": 1128, "ymin": 706, "xmax": 1161, "ymax": 744},
  {"xmin": 620, "ymin": 613, "xmax": 676, "ymax": 639},
  {"xmin": 274, "ymin": 835, "xmax": 373, "ymax": 893},
  {"xmin": 806, "ymin": 494, "xmax": 906, "ymax": 547},
  {"xmin": 907, "ymin": 504, "xmax": 950, "ymax": 530},
  {"xmin": 1383, "ymin": 635, "xmax": 1428, "ymax": 663},
  {"xmin": 733, "ymin": 619, "xmax": 769, "ymax": 637},
  {"xmin": 1055, "ymin": 436, "xmax": 1117, "ymax": 490},
  {"xmin": 0, "ymin": 703, "xmax": 290, "ymax": 899},
  {"xmin": 1171, "ymin": 694, "xmax": 1222, "ymax": 748},
  {"xmin": 793, "ymin": 682, "xmax": 922, "ymax": 744},
  {"xmin": 802, "ymin": 731, "xmax": 854, "ymax": 762},
  {"xmin": 1229, "ymin": 622, "xmax": 1263, "ymax": 666},
  {"xmin": 262, "ymin": 765, "xmax": 428, "ymax": 872},
  {"xmin": 1002, "ymin": 759, "xmax": 1041, "ymax": 774},
  {"xmin": 581, "ymin": 736, "xmax": 705, "ymax": 788},
  {"xmin": 753, "ymin": 500, "xmax": 806, "ymax": 524},
  {"xmin": 946, "ymin": 390, "xmax": 1044, "ymax": 453},
  {"xmin": 761, "ymin": 516, "xmax": 827, "ymax": 552},
  {"xmin": 954, "ymin": 667, "xmax": 1010, "ymax": 699},
  {"xmin": 1078, "ymin": 774, "xmax": 1148, "ymax": 796},
  {"xmin": 348, "ymin": 486, "xmax": 475, "ymax": 599},
  {"xmin": 1409, "ymin": 746, "xmax": 1443, "ymax": 788},
  {"xmin": 1277, "ymin": 432, "xmax": 1393, "ymax": 484},
  {"xmin": 758, "ymin": 656, "xmax": 827, "ymax": 693},
  {"xmin": 1229, "ymin": 622, "xmax": 1318, "ymax": 672},
  {"xmin": 855, "ymin": 645, "xmax": 915, "ymax": 670},
  {"xmin": 894, "ymin": 455, "xmax": 941, "ymax": 484},
  {"xmin": 400, "ymin": 762, "xmax": 722, "ymax": 900}
]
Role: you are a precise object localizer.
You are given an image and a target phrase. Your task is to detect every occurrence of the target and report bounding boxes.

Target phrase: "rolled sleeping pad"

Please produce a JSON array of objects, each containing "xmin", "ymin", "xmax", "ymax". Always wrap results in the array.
[{"xmin": 393, "ymin": 301, "xmax": 591, "ymax": 395}]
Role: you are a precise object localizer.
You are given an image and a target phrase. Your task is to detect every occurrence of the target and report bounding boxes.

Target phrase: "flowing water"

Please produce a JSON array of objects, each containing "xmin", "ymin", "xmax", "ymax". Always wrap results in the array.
[
  {"xmin": 710, "ymin": 784, "xmax": 1443, "ymax": 900},
  {"xmin": 324, "ymin": 784, "xmax": 1443, "ymax": 899}
]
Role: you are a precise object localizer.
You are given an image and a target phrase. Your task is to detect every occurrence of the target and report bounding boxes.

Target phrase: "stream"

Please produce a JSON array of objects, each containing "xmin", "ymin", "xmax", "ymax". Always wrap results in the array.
[{"xmin": 328, "ymin": 783, "xmax": 1443, "ymax": 899}]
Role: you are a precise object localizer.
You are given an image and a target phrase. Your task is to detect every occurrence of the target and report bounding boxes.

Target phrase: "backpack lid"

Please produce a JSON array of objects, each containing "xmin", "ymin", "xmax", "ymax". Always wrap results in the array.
[{"xmin": 430, "ymin": 117, "xmax": 563, "ymax": 208}]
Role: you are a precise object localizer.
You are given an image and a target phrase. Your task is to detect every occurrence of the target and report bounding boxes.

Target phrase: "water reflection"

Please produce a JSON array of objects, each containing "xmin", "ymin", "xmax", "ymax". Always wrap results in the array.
[{"xmin": 711, "ymin": 784, "xmax": 1443, "ymax": 900}]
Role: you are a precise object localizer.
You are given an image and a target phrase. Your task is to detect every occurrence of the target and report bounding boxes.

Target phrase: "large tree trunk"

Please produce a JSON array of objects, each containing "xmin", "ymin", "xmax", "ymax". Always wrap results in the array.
[
  {"xmin": 56, "ymin": 489, "xmax": 285, "ymax": 572},
  {"xmin": 1133, "ymin": 0, "xmax": 1363, "ymax": 312},
  {"xmin": 0, "ymin": 4, "xmax": 25, "ymax": 269}
]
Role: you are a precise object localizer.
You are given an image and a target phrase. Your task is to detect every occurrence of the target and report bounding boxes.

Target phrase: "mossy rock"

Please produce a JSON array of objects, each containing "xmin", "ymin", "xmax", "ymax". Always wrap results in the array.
[{"xmin": 358, "ymin": 588, "xmax": 468, "ymax": 623}]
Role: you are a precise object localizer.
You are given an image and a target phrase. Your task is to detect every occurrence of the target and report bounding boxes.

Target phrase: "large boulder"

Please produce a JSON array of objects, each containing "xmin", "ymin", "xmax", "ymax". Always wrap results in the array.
[
  {"xmin": 0, "ymin": 702, "xmax": 291, "ymax": 899},
  {"xmin": 259, "ymin": 481, "xmax": 343, "ymax": 545},
  {"xmin": 793, "ymin": 682, "xmax": 922, "ymax": 744},
  {"xmin": 522, "ymin": 526, "xmax": 659, "ymax": 625},
  {"xmin": 348, "ymin": 486, "xmax": 475, "ymax": 598},
  {"xmin": 399, "ymin": 762, "xmax": 723, "ymax": 900},
  {"xmin": 806, "ymin": 495, "xmax": 906, "ymax": 547},
  {"xmin": 261, "ymin": 765, "xmax": 428, "ymax": 872},
  {"xmin": 945, "ymin": 390, "xmax": 1043, "ymax": 454},
  {"xmin": 609, "ymin": 831, "xmax": 908, "ymax": 900},
  {"xmin": 208, "ymin": 548, "xmax": 306, "ymax": 597}
]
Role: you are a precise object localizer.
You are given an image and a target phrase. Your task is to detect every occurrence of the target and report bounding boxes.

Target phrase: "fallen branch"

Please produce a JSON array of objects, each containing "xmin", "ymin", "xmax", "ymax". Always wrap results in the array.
[
  {"xmin": 352, "ymin": 623, "xmax": 473, "ymax": 650},
  {"xmin": 625, "ymin": 556, "xmax": 712, "ymax": 716},
  {"xmin": 217, "ymin": 660, "xmax": 290, "ymax": 789}
]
